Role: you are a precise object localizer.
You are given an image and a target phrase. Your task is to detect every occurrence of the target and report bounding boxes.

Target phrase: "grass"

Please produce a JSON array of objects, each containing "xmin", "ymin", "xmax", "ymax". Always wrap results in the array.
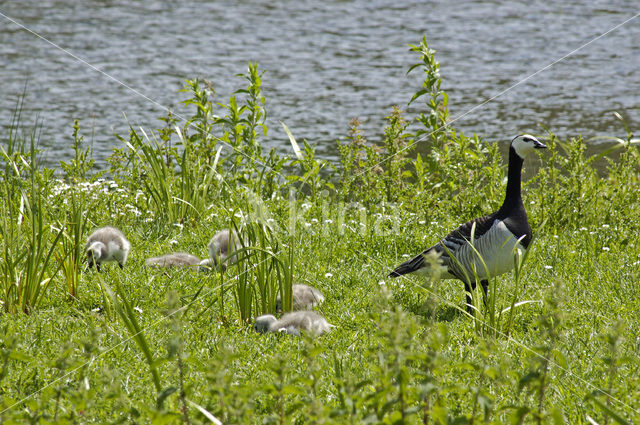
[{"xmin": 1, "ymin": 37, "xmax": 640, "ymax": 424}]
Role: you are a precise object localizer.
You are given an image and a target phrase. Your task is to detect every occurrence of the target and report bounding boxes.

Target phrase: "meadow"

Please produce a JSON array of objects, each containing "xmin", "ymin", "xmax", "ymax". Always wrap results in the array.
[{"xmin": 1, "ymin": 38, "xmax": 639, "ymax": 424}]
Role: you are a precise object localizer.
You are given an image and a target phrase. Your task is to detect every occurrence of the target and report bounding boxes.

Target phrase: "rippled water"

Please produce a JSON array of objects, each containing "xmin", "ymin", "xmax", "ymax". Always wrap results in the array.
[{"xmin": 1, "ymin": 1, "xmax": 638, "ymax": 168}]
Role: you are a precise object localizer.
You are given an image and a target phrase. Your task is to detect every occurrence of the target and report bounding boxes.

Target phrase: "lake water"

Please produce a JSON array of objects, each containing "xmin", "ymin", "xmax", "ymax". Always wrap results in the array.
[{"xmin": 1, "ymin": 1, "xmax": 638, "ymax": 169}]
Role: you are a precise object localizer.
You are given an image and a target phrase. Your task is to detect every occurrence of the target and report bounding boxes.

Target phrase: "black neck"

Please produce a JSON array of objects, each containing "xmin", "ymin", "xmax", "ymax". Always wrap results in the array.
[{"xmin": 501, "ymin": 146, "xmax": 524, "ymax": 211}]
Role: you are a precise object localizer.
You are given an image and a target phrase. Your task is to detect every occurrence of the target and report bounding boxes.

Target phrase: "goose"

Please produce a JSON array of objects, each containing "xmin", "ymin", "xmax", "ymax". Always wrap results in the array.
[
  {"xmin": 145, "ymin": 252, "xmax": 201, "ymax": 268},
  {"xmin": 276, "ymin": 284, "xmax": 325, "ymax": 311},
  {"xmin": 253, "ymin": 311, "xmax": 333, "ymax": 336},
  {"xmin": 389, "ymin": 134, "xmax": 546, "ymax": 313},
  {"xmin": 199, "ymin": 229, "xmax": 242, "ymax": 271},
  {"xmin": 86, "ymin": 226, "xmax": 131, "ymax": 271}
]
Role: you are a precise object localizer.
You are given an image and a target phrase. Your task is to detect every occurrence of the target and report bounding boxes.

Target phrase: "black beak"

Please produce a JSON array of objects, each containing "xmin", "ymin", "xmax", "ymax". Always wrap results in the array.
[{"xmin": 534, "ymin": 140, "xmax": 547, "ymax": 149}]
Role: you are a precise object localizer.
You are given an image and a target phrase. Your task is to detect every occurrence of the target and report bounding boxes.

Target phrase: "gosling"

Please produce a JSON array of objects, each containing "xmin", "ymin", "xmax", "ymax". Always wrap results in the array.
[
  {"xmin": 276, "ymin": 284, "xmax": 325, "ymax": 311},
  {"xmin": 254, "ymin": 311, "xmax": 333, "ymax": 337},
  {"xmin": 86, "ymin": 226, "xmax": 130, "ymax": 272},
  {"xmin": 145, "ymin": 252, "xmax": 201, "ymax": 268},
  {"xmin": 200, "ymin": 229, "xmax": 242, "ymax": 271}
]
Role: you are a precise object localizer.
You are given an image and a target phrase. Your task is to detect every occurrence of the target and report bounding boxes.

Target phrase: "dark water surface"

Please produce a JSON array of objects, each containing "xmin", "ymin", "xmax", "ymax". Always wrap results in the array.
[{"xmin": 1, "ymin": 1, "xmax": 638, "ymax": 168}]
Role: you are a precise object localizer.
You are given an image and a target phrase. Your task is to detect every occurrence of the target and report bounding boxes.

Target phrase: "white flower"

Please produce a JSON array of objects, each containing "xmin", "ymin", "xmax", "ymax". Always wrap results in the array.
[
  {"xmin": 602, "ymin": 247, "xmax": 610, "ymax": 252},
  {"xmin": 544, "ymin": 265, "xmax": 553, "ymax": 270},
  {"xmin": 324, "ymin": 272, "xmax": 333, "ymax": 278},
  {"xmin": 169, "ymin": 239, "xmax": 178, "ymax": 245},
  {"xmin": 419, "ymin": 220, "xmax": 426, "ymax": 225},
  {"xmin": 133, "ymin": 306, "xmax": 143, "ymax": 314},
  {"xmin": 324, "ymin": 219, "xmax": 333, "ymax": 224},
  {"xmin": 310, "ymin": 218, "xmax": 319, "ymax": 224},
  {"xmin": 378, "ymin": 280, "xmax": 386, "ymax": 286},
  {"xmin": 602, "ymin": 224, "xmax": 610, "ymax": 229}
]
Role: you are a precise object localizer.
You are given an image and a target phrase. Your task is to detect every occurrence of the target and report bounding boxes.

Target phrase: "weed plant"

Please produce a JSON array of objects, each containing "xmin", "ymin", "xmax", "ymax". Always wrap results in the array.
[{"xmin": 1, "ymin": 37, "xmax": 640, "ymax": 424}]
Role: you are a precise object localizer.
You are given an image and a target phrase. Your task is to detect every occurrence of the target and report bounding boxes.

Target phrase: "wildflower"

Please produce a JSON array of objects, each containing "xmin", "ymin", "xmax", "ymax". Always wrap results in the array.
[
  {"xmin": 419, "ymin": 220, "xmax": 426, "ymax": 225},
  {"xmin": 324, "ymin": 219, "xmax": 333, "ymax": 224},
  {"xmin": 544, "ymin": 265, "xmax": 553, "ymax": 270},
  {"xmin": 133, "ymin": 306, "xmax": 143, "ymax": 314},
  {"xmin": 602, "ymin": 247, "xmax": 610, "ymax": 252},
  {"xmin": 324, "ymin": 272, "xmax": 333, "ymax": 278},
  {"xmin": 378, "ymin": 280, "xmax": 386, "ymax": 286}
]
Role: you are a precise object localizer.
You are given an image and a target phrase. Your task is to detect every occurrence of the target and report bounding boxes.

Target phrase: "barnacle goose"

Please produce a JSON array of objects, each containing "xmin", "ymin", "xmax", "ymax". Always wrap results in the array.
[
  {"xmin": 389, "ymin": 134, "xmax": 546, "ymax": 313},
  {"xmin": 254, "ymin": 311, "xmax": 333, "ymax": 336},
  {"xmin": 201, "ymin": 229, "xmax": 242, "ymax": 271},
  {"xmin": 86, "ymin": 226, "xmax": 131, "ymax": 271},
  {"xmin": 276, "ymin": 284, "xmax": 325, "ymax": 311}
]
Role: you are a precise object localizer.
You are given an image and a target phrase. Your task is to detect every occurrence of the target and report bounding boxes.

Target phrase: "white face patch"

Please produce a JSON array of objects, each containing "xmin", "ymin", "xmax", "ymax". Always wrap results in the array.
[{"xmin": 512, "ymin": 134, "xmax": 541, "ymax": 158}]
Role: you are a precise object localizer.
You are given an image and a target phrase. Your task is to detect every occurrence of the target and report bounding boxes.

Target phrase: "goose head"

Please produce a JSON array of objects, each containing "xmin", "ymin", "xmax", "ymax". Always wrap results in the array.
[
  {"xmin": 86, "ymin": 241, "xmax": 105, "ymax": 268},
  {"xmin": 511, "ymin": 134, "xmax": 547, "ymax": 159},
  {"xmin": 254, "ymin": 314, "xmax": 277, "ymax": 333}
]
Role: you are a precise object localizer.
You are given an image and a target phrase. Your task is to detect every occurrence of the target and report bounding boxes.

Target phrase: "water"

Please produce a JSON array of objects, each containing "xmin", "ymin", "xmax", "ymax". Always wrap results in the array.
[{"xmin": 1, "ymin": 1, "xmax": 638, "ymax": 169}]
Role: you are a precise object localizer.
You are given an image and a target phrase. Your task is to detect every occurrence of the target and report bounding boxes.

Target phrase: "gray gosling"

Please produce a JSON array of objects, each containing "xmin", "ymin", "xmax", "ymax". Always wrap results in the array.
[
  {"xmin": 276, "ymin": 284, "xmax": 325, "ymax": 311},
  {"xmin": 86, "ymin": 226, "xmax": 130, "ymax": 272},
  {"xmin": 145, "ymin": 252, "xmax": 201, "ymax": 268},
  {"xmin": 199, "ymin": 229, "xmax": 242, "ymax": 271},
  {"xmin": 254, "ymin": 311, "xmax": 333, "ymax": 337}
]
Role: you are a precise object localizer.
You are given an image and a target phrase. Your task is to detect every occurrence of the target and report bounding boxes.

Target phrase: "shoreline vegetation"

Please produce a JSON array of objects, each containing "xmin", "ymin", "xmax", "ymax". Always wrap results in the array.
[{"xmin": 1, "ymin": 37, "xmax": 639, "ymax": 423}]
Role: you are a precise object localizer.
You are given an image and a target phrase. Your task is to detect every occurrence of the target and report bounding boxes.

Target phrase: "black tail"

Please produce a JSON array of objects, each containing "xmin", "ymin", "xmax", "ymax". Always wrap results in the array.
[{"xmin": 388, "ymin": 253, "xmax": 426, "ymax": 277}]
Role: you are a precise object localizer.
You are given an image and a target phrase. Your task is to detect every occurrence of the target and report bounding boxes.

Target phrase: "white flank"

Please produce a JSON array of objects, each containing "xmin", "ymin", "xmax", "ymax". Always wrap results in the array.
[{"xmin": 451, "ymin": 220, "xmax": 523, "ymax": 282}]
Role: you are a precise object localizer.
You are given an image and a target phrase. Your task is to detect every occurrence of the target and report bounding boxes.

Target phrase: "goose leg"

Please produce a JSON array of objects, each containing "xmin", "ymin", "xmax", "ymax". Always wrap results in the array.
[
  {"xmin": 96, "ymin": 262, "xmax": 101, "ymax": 272},
  {"xmin": 481, "ymin": 280, "xmax": 489, "ymax": 306},
  {"xmin": 464, "ymin": 281, "xmax": 474, "ymax": 314}
]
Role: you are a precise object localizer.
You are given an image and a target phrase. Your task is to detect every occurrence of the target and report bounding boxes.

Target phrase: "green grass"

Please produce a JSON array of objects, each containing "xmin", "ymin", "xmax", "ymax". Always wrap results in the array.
[{"xmin": 1, "ymin": 37, "xmax": 640, "ymax": 424}]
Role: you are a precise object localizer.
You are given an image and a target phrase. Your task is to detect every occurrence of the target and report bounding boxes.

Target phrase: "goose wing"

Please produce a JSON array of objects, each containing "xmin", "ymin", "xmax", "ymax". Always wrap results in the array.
[{"xmin": 389, "ymin": 212, "xmax": 498, "ymax": 278}]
